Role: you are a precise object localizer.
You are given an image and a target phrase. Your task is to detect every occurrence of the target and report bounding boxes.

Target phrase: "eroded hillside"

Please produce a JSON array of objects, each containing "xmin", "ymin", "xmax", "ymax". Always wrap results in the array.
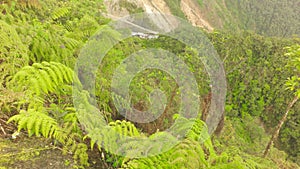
[{"xmin": 103, "ymin": 0, "xmax": 300, "ymax": 37}]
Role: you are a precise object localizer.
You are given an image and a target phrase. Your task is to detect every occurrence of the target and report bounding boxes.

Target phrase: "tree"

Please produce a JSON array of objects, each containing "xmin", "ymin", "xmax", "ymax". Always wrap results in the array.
[{"xmin": 263, "ymin": 44, "xmax": 300, "ymax": 157}]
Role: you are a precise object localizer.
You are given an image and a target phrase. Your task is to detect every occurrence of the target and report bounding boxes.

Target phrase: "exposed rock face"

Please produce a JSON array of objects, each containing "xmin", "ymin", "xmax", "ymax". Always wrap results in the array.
[
  {"xmin": 103, "ymin": 0, "xmax": 214, "ymax": 32},
  {"xmin": 180, "ymin": 0, "xmax": 213, "ymax": 31}
]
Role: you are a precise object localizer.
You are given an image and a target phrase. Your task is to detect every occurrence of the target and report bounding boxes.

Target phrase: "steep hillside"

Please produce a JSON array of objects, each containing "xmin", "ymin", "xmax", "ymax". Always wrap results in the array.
[
  {"xmin": 103, "ymin": 0, "xmax": 300, "ymax": 37},
  {"xmin": 222, "ymin": 0, "xmax": 300, "ymax": 37},
  {"xmin": 103, "ymin": 0, "xmax": 214, "ymax": 31},
  {"xmin": 180, "ymin": 0, "xmax": 214, "ymax": 31}
]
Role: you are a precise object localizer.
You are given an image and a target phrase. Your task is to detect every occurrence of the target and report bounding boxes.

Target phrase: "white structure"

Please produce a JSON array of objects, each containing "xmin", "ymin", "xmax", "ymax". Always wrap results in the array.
[{"xmin": 131, "ymin": 32, "xmax": 159, "ymax": 39}]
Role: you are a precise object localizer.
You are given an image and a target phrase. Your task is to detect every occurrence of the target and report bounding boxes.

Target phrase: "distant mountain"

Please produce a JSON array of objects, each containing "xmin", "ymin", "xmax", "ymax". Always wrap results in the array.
[{"xmin": 104, "ymin": 0, "xmax": 300, "ymax": 37}]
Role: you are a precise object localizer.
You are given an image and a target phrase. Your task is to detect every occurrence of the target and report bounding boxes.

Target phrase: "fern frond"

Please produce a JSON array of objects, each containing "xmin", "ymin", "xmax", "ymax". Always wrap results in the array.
[
  {"xmin": 8, "ymin": 107, "xmax": 89, "ymax": 166},
  {"xmin": 9, "ymin": 61, "xmax": 74, "ymax": 96},
  {"xmin": 26, "ymin": 113, "xmax": 37, "ymax": 136},
  {"xmin": 0, "ymin": 20, "xmax": 28, "ymax": 86},
  {"xmin": 109, "ymin": 120, "xmax": 140, "ymax": 137},
  {"xmin": 17, "ymin": 0, "xmax": 41, "ymax": 10},
  {"xmin": 42, "ymin": 62, "xmax": 59, "ymax": 86},
  {"xmin": 50, "ymin": 61, "xmax": 73, "ymax": 83},
  {"xmin": 51, "ymin": 7, "xmax": 70, "ymax": 20},
  {"xmin": 63, "ymin": 36, "xmax": 80, "ymax": 49},
  {"xmin": 7, "ymin": 109, "xmax": 58, "ymax": 138},
  {"xmin": 28, "ymin": 24, "xmax": 77, "ymax": 65},
  {"xmin": 122, "ymin": 138, "xmax": 208, "ymax": 169},
  {"xmin": 34, "ymin": 115, "xmax": 42, "ymax": 136},
  {"xmin": 121, "ymin": 118, "xmax": 219, "ymax": 169}
]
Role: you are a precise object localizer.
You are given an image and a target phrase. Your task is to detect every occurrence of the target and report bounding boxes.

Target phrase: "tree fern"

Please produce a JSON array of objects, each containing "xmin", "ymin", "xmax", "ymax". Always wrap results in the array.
[
  {"xmin": 8, "ymin": 61, "xmax": 80, "ymax": 134},
  {"xmin": 6, "ymin": 61, "xmax": 90, "ymax": 166},
  {"xmin": 1, "ymin": 0, "xmax": 111, "ymax": 167}
]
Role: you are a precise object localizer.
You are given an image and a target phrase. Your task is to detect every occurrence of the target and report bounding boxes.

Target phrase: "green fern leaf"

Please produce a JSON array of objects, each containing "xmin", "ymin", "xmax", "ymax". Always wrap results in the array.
[
  {"xmin": 6, "ymin": 114, "xmax": 21, "ymax": 124},
  {"xmin": 34, "ymin": 116, "xmax": 42, "ymax": 137},
  {"xmin": 27, "ymin": 115, "xmax": 36, "ymax": 136},
  {"xmin": 42, "ymin": 63, "xmax": 59, "ymax": 86},
  {"xmin": 18, "ymin": 115, "xmax": 29, "ymax": 132},
  {"xmin": 39, "ymin": 69, "xmax": 55, "ymax": 92},
  {"xmin": 48, "ymin": 62, "xmax": 64, "ymax": 84},
  {"xmin": 51, "ymin": 7, "xmax": 70, "ymax": 20}
]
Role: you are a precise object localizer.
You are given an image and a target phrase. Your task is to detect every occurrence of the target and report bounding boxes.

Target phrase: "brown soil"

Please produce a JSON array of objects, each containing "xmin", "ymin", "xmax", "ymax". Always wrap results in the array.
[
  {"xmin": 180, "ymin": 0, "xmax": 214, "ymax": 31},
  {"xmin": 0, "ymin": 116, "xmax": 111, "ymax": 169},
  {"xmin": 0, "ymin": 136, "xmax": 73, "ymax": 169}
]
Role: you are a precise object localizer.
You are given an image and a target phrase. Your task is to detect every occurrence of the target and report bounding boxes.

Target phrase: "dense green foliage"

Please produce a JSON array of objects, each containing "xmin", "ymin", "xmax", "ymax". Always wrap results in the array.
[
  {"xmin": 230, "ymin": 0, "xmax": 300, "ymax": 37},
  {"xmin": 0, "ymin": 0, "xmax": 107, "ymax": 167},
  {"xmin": 285, "ymin": 45, "xmax": 300, "ymax": 96},
  {"xmin": 209, "ymin": 31, "xmax": 300, "ymax": 164},
  {"xmin": 0, "ymin": 0, "xmax": 299, "ymax": 168},
  {"xmin": 283, "ymin": 45, "xmax": 300, "ymax": 162}
]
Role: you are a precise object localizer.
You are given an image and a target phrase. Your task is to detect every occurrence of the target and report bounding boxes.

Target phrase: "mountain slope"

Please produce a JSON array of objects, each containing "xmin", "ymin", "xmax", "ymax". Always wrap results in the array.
[{"xmin": 103, "ymin": 0, "xmax": 300, "ymax": 37}]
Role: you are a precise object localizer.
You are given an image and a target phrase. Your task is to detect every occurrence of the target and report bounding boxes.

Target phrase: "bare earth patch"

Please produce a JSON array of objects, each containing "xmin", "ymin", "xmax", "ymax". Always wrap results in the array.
[{"xmin": 0, "ymin": 126, "xmax": 111, "ymax": 169}]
